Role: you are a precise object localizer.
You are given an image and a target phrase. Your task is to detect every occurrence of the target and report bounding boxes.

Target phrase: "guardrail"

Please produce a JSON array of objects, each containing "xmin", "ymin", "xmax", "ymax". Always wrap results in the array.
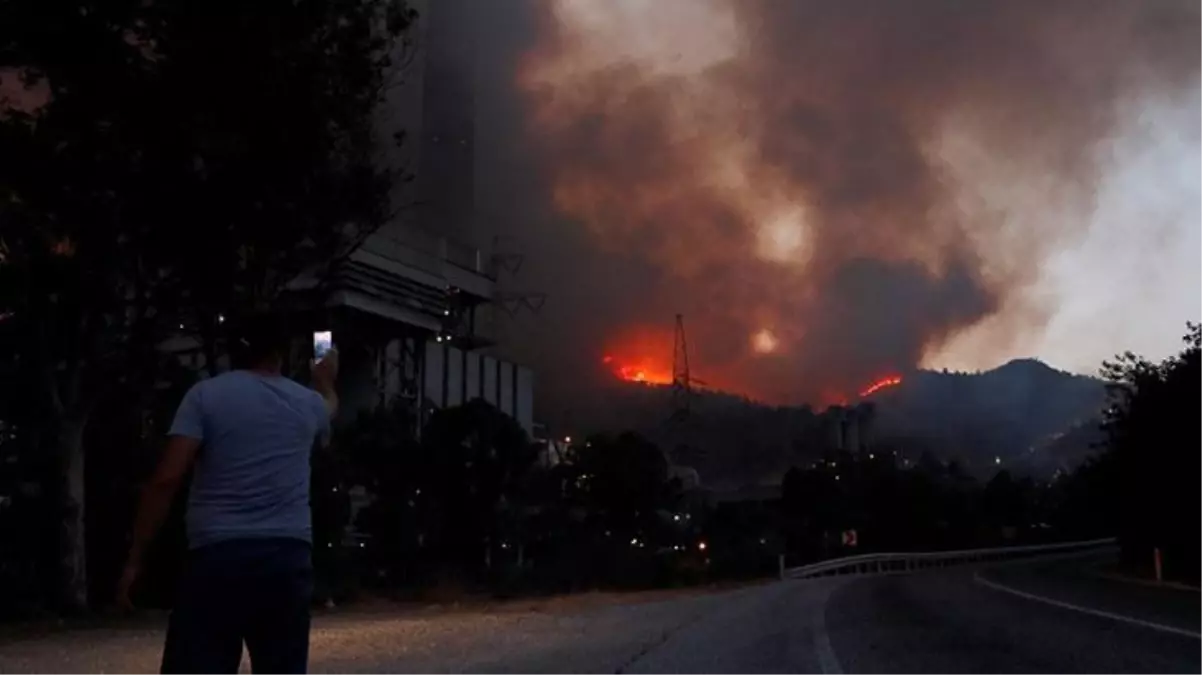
[{"xmin": 780, "ymin": 537, "xmax": 1116, "ymax": 580}]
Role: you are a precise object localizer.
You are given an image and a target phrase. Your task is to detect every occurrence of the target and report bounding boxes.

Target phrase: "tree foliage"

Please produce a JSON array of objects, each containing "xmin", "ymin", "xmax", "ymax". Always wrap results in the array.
[
  {"xmin": 0, "ymin": 0, "xmax": 417, "ymax": 608},
  {"xmin": 420, "ymin": 399, "xmax": 538, "ymax": 576},
  {"xmin": 1097, "ymin": 322, "xmax": 1200, "ymax": 580},
  {"xmin": 1, "ymin": 0, "xmax": 417, "ymax": 371}
]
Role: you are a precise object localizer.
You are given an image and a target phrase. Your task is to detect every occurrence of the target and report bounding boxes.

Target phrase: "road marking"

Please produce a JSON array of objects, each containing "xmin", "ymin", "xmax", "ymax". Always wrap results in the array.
[
  {"xmin": 973, "ymin": 572, "xmax": 1201, "ymax": 640},
  {"xmin": 813, "ymin": 603, "xmax": 843, "ymax": 674}
]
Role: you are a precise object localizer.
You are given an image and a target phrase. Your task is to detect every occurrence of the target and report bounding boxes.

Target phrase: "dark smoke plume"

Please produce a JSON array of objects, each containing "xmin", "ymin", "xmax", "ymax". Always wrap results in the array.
[{"xmin": 471, "ymin": 0, "xmax": 1199, "ymax": 416}]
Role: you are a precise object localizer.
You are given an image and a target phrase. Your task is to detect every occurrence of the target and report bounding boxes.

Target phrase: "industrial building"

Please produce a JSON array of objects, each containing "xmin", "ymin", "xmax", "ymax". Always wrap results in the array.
[
  {"xmin": 318, "ymin": 0, "xmax": 533, "ymax": 435},
  {"xmin": 170, "ymin": 0, "xmax": 534, "ymax": 436}
]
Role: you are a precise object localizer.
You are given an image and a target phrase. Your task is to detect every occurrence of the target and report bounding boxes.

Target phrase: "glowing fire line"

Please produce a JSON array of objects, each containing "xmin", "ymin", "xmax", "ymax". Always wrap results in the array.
[{"xmin": 859, "ymin": 376, "xmax": 902, "ymax": 398}]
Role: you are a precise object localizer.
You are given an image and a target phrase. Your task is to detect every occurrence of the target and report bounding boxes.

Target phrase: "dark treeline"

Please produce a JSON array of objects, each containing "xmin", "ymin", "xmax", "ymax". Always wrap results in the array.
[
  {"xmin": 1, "ymin": 324, "xmax": 1198, "ymax": 617},
  {"xmin": 1096, "ymin": 323, "xmax": 1200, "ymax": 582},
  {"xmin": 0, "ymin": 365, "xmax": 1092, "ymax": 615}
]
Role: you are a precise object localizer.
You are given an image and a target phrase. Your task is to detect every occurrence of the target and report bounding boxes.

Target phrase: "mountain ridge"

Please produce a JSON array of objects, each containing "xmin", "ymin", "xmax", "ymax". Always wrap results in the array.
[{"xmin": 560, "ymin": 357, "xmax": 1108, "ymax": 488}]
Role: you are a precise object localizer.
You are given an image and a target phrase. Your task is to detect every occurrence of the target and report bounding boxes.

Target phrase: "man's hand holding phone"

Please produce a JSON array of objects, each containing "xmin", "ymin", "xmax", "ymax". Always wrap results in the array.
[
  {"xmin": 312, "ymin": 346, "xmax": 338, "ymax": 388},
  {"xmin": 311, "ymin": 331, "xmax": 339, "ymax": 417}
]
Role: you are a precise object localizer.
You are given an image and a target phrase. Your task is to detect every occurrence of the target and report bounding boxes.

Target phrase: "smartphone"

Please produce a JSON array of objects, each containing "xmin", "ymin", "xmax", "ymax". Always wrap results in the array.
[{"xmin": 313, "ymin": 331, "xmax": 333, "ymax": 360}]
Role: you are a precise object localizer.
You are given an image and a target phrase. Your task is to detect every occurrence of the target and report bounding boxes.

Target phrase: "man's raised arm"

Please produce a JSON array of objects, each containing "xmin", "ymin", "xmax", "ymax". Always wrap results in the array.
[{"xmin": 311, "ymin": 347, "xmax": 339, "ymax": 419}]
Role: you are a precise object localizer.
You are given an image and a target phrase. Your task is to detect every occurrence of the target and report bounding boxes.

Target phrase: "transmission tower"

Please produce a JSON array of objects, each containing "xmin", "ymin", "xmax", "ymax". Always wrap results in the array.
[{"xmin": 670, "ymin": 314, "xmax": 691, "ymax": 421}]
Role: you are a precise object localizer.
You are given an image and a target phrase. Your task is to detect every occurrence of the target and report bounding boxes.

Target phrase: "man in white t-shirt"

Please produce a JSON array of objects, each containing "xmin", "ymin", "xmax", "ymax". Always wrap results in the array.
[{"xmin": 118, "ymin": 317, "xmax": 338, "ymax": 673}]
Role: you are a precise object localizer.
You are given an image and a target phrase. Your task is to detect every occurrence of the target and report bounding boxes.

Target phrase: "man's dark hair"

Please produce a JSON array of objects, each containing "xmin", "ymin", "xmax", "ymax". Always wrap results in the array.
[{"xmin": 228, "ymin": 313, "xmax": 291, "ymax": 369}]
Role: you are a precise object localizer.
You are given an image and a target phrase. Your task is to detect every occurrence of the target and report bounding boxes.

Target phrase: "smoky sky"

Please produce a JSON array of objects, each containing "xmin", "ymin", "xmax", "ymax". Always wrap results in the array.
[{"xmin": 468, "ymin": 0, "xmax": 1199, "ymax": 415}]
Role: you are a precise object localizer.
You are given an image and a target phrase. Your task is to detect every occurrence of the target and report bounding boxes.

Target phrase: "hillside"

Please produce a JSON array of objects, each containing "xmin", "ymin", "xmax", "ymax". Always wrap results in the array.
[
  {"xmin": 869, "ymin": 359, "xmax": 1108, "ymax": 476},
  {"xmin": 565, "ymin": 358, "xmax": 1108, "ymax": 487}
]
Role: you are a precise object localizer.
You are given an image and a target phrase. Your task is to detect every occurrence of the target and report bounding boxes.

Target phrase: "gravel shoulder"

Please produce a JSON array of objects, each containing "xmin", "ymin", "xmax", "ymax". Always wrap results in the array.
[{"xmin": 0, "ymin": 582, "xmax": 774, "ymax": 674}]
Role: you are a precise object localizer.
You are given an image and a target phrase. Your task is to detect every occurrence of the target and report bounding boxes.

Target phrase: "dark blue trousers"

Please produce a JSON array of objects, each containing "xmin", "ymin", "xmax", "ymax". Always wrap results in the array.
[{"xmin": 161, "ymin": 538, "xmax": 313, "ymax": 674}]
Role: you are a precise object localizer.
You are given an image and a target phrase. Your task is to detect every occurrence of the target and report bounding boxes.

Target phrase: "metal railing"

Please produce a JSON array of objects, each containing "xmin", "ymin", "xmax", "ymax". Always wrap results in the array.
[
  {"xmin": 371, "ymin": 225, "xmax": 490, "ymax": 277},
  {"xmin": 780, "ymin": 537, "xmax": 1116, "ymax": 580}
]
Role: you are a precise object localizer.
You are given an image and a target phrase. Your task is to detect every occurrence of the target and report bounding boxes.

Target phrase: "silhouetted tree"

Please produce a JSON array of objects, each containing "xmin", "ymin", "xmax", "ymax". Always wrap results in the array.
[
  {"xmin": 421, "ymin": 399, "xmax": 536, "ymax": 580},
  {"xmin": 1099, "ymin": 322, "xmax": 1200, "ymax": 580},
  {"xmin": 0, "ymin": 0, "xmax": 417, "ymax": 608}
]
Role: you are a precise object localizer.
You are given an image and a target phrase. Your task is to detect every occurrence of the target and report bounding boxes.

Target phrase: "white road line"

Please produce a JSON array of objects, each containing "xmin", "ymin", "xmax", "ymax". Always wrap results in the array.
[
  {"xmin": 813, "ymin": 603, "xmax": 844, "ymax": 674},
  {"xmin": 973, "ymin": 572, "xmax": 1201, "ymax": 640}
]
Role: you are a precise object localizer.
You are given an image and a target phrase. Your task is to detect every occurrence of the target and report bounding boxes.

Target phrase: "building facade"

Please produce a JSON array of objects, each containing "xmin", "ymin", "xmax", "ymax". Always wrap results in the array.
[{"xmin": 291, "ymin": 0, "xmax": 532, "ymax": 435}]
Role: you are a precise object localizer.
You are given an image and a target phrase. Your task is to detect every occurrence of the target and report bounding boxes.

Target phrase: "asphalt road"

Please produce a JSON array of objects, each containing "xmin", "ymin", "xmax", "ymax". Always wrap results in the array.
[
  {"xmin": 1, "ymin": 550, "xmax": 1197, "ymax": 673},
  {"xmin": 825, "ymin": 552, "xmax": 1200, "ymax": 674}
]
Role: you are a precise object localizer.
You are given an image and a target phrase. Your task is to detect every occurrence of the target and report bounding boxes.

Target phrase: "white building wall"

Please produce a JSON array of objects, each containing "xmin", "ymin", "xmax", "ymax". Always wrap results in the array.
[
  {"xmin": 482, "ymin": 355, "xmax": 499, "ymax": 406},
  {"xmin": 516, "ymin": 366, "xmax": 534, "ymax": 435},
  {"xmin": 498, "ymin": 361, "xmax": 514, "ymax": 418},
  {"xmin": 419, "ymin": 341, "xmax": 532, "ymax": 436},
  {"xmin": 424, "ymin": 340, "xmax": 445, "ymax": 407},
  {"xmin": 465, "ymin": 351, "xmax": 482, "ymax": 400},
  {"xmin": 445, "ymin": 346, "xmax": 464, "ymax": 407}
]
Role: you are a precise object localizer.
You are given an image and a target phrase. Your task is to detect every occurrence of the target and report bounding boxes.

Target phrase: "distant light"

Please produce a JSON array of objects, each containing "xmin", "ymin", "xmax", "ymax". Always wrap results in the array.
[
  {"xmin": 698, "ymin": 541, "xmax": 708, "ymax": 551},
  {"xmin": 630, "ymin": 538, "xmax": 639, "ymax": 546},
  {"xmin": 359, "ymin": 542, "xmax": 365, "ymax": 548},
  {"xmin": 868, "ymin": 453, "xmax": 875, "ymax": 460},
  {"xmin": 994, "ymin": 457, "xmax": 1002, "ymax": 465},
  {"xmin": 178, "ymin": 323, "xmax": 185, "ymax": 330},
  {"xmin": 673, "ymin": 514, "xmax": 681, "ymax": 522},
  {"xmin": 759, "ymin": 538, "xmax": 766, "ymax": 545},
  {"xmin": 415, "ymin": 489, "xmax": 421, "ymax": 496},
  {"xmin": 564, "ymin": 435, "xmax": 572, "ymax": 443},
  {"xmin": 835, "ymin": 475, "xmax": 841, "ymax": 481},
  {"xmin": 217, "ymin": 314, "xmax": 225, "ymax": 324}
]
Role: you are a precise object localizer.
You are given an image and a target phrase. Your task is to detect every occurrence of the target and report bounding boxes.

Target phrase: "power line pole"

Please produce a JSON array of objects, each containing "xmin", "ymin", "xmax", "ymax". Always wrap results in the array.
[{"xmin": 670, "ymin": 313, "xmax": 691, "ymax": 422}]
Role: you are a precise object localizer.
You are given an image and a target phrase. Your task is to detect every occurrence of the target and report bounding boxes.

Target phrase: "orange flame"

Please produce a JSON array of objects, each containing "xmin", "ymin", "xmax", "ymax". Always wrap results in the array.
[
  {"xmin": 606, "ymin": 357, "xmax": 673, "ymax": 385},
  {"xmin": 602, "ymin": 327, "xmax": 675, "ymax": 385},
  {"xmin": 859, "ymin": 375, "xmax": 903, "ymax": 398}
]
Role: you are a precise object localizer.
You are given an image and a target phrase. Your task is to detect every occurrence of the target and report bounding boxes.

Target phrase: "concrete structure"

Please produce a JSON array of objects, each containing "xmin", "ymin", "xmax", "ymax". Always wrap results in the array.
[
  {"xmin": 161, "ymin": 0, "xmax": 533, "ymax": 436},
  {"xmin": 828, "ymin": 405, "xmax": 872, "ymax": 455},
  {"xmin": 289, "ymin": 0, "xmax": 530, "ymax": 435}
]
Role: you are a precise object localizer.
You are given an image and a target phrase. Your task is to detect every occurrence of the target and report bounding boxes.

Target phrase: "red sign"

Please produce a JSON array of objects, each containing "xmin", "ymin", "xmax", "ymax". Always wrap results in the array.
[{"xmin": 841, "ymin": 529, "xmax": 858, "ymax": 547}]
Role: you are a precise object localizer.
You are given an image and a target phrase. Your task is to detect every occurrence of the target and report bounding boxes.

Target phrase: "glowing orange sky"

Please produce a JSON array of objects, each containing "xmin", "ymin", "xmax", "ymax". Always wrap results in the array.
[
  {"xmin": 603, "ymin": 354, "xmax": 672, "ymax": 386},
  {"xmin": 601, "ymin": 326, "xmax": 674, "ymax": 386}
]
